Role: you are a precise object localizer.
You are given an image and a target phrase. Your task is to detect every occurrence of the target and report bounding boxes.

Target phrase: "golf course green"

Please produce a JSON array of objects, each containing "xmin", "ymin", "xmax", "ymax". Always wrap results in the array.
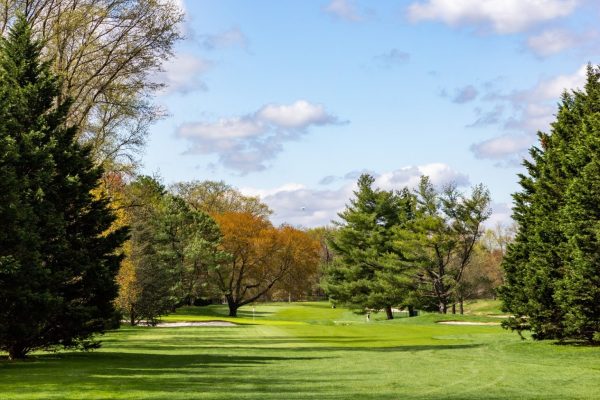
[{"xmin": 1, "ymin": 301, "xmax": 599, "ymax": 399}]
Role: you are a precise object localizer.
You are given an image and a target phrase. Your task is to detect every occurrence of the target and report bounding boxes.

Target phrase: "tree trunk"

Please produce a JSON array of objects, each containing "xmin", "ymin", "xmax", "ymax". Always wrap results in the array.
[
  {"xmin": 452, "ymin": 303, "xmax": 456, "ymax": 314},
  {"xmin": 228, "ymin": 301, "xmax": 238, "ymax": 317},
  {"xmin": 408, "ymin": 305, "xmax": 415, "ymax": 317},
  {"xmin": 459, "ymin": 298, "xmax": 464, "ymax": 315},
  {"xmin": 384, "ymin": 305, "xmax": 394, "ymax": 320},
  {"xmin": 8, "ymin": 345, "xmax": 27, "ymax": 360},
  {"xmin": 130, "ymin": 306, "xmax": 137, "ymax": 326}
]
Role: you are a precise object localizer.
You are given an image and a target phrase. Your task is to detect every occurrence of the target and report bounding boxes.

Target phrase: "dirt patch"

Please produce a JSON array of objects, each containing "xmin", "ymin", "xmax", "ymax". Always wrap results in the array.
[{"xmin": 436, "ymin": 320, "xmax": 501, "ymax": 326}]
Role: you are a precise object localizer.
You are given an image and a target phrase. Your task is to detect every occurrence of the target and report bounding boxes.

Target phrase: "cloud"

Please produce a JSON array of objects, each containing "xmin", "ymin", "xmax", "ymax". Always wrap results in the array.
[
  {"xmin": 199, "ymin": 27, "xmax": 248, "ymax": 50},
  {"xmin": 526, "ymin": 29, "xmax": 578, "ymax": 57},
  {"xmin": 177, "ymin": 100, "xmax": 343, "ymax": 173},
  {"xmin": 242, "ymin": 163, "xmax": 469, "ymax": 227},
  {"xmin": 407, "ymin": 0, "xmax": 579, "ymax": 34},
  {"xmin": 467, "ymin": 105, "xmax": 504, "ymax": 127},
  {"xmin": 452, "ymin": 85, "xmax": 479, "ymax": 104},
  {"xmin": 318, "ymin": 169, "xmax": 379, "ymax": 185},
  {"xmin": 522, "ymin": 64, "xmax": 587, "ymax": 102},
  {"xmin": 257, "ymin": 101, "xmax": 338, "ymax": 129},
  {"xmin": 525, "ymin": 29, "xmax": 598, "ymax": 58},
  {"xmin": 373, "ymin": 49, "xmax": 411, "ymax": 68},
  {"xmin": 471, "ymin": 134, "xmax": 534, "ymax": 161},
  {"xmin": 470, "ymin": 64, "xmax": 588, "ymax": 163},
  {"xmin": 376, "ymin": 163, "xmax": 470, "ymax": 190},
  {"xmin": 324, "ymin": 0, "xmax": 363, "ymax": 22},
  {"xmin": 155, "ymin": 53, "xmax": 211, "ymax": 95}
]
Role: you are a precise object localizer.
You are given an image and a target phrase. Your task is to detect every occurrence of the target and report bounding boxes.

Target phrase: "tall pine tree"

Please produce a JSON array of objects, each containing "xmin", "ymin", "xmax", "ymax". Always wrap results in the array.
[
  {"xmin": 323, "ymin": 174, "xmax": 414, "ymax": 319},
  {"xmin": 0, "ymin": 16, "xmax": 127, "ymax": 359},
  {"xmin": 500, "ymin": 65, "xmax": 600, "ymax": 342}
]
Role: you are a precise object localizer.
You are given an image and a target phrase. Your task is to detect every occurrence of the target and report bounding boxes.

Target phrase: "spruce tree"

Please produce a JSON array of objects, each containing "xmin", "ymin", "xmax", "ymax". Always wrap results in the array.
[
  {"xmin": 0, "ymin": 16, "xmax": 127, "ymax": 359},
  {"xmin": 500, "ymin": 65, "xmax": 600, "ymax": 341},
  {"xmin": 323, "ymin": 174, "xmax": 414, "ymax": 319}
]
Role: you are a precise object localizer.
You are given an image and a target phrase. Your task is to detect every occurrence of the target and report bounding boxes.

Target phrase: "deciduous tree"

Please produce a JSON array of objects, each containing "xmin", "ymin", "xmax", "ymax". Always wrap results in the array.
[
  {"xmin": 211, "ymin": 212, "xmax": 319, "ymax": 317},
  {"xmin": 0, "ymin": 0, "xmax": 183, "ymax": 170},
  {"xmin": 172, "ymin": 180, "xmax": 272, "ymax": 218}
]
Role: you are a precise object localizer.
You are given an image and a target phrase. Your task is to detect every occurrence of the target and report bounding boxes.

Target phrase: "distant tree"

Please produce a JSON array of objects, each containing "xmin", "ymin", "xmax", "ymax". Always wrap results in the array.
[
  {"xmin": 0, "ymin": 0, "xmax": 183, "ymax": 171},
  {"xmin": 395, "ymin": 177, "xmax": 490, "ymax": 314},
  {"xmin": 306, "ymin": 226, "xmax": 338, "ymax": 299},
  {"xmin": 116, "ymin": 176, "xmax": 224, "ymax": 325},
  {"xmin": 0, "ymin": 17, "xmax": 127, "ymax": 360},
  {"xmin": 115, "ymin": 176, "xmax": 174, "ymax": 326},
  {"xmin": 500, "ymin": 65, "xmax": 600, "ymax": 342},
  {"xmin": 156, "ymin": 195, "xmax": 224, "ymax": 307},
  {"xmin": 211, "ymin": 212, "xmax": 320, "ymax": 317},
  {"xmin": 323, "ymin": 175, "xmax": 414, "ymax": 319},
  {"xmin": 172, "ymin": 180, "xmax": 272, "ymax": 218},
  {"xmin": 273, "ymin": 227, "xmax": 322, "ymax": 302}
]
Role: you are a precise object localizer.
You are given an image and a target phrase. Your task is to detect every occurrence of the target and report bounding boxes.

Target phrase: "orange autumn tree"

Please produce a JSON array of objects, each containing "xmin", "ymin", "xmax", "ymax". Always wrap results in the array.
[
  {"xmin": 272, "ymin": 226, "xmax": 322, "ymax": 301},
  {"xmin": 212, "ymin": 212, "xmax": 320, "ymax": 317}
]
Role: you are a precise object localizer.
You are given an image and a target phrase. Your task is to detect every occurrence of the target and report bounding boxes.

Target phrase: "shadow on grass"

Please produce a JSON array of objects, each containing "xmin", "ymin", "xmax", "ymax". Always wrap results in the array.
[{"xmin": 0, "ymin": 342, "xmax": 484, "ymax": 399}]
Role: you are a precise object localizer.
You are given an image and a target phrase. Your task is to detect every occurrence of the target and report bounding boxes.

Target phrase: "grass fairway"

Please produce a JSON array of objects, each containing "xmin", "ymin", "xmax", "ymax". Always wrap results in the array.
[{"xmin": 1, "ymin": 302, "xmax": 599, "ymax": 399}]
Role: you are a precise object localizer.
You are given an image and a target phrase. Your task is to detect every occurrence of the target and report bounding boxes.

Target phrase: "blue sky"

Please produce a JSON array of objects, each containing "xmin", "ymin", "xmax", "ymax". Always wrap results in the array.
[{"xmin": 144, "ymin": 0, "xmax": 600, "ymax": 227}]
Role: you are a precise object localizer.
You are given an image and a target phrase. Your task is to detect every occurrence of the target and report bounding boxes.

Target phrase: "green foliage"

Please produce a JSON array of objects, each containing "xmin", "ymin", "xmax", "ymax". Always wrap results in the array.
[
  {"xmin": 0, "ymin": 16, "xmax": 127, "ymax": 360},
  {"xmin": 323, "ymin": 174, "xmax": 414, "ymax": 318},
  {"xmin": 500, "ymin": 64, "xmax": 600, "ymax": 342},
  {"xmin": 395, "ymin": 177, "xmax": 491, "ymax": 314},
  {"xmin": 117, "ymin": 176, "xmax": 224, "ymax": 325}
]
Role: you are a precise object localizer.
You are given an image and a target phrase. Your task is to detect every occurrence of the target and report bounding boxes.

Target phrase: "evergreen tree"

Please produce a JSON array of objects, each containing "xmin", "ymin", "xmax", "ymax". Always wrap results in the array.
[
  {"xmin": 323, "ymin": 174, "xmax": 414, "ymax": 319},
  {"xmin": 395, "ymin": 177, "xmax": 490, "ymax": 314},
  {"xmin": 0, "ymin": 16, "xmax": 127, "ymax": 359},
  {"xmin": 500, "ymin": 65, "xmax": 600, "ymax": 342}
]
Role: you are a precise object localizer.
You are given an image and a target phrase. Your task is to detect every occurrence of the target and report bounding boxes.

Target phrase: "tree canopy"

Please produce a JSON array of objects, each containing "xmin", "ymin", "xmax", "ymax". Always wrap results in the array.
[
  {"xmin": 500, "ymin": 64, "xmax": 600, "ymax": 342},
  {"xmin": 0, "ymin": 16, "xmax": 127, "ymax": 359}
]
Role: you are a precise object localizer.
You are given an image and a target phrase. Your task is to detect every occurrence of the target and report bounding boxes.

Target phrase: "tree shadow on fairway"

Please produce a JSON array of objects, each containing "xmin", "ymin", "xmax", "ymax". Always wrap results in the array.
[{"xmin": 0, "ymin": 351, "xmax": 336, "ymax": 397}]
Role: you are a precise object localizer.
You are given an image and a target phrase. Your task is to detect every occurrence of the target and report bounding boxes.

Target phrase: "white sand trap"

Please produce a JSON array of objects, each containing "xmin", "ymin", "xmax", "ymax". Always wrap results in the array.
[
  {"xmin": 155, "ymin": 321, "xmax": 237, "ymax": 327},
  {"xmin": 437, "ymin": 321, "xmax": 500, "ymax": 326}
]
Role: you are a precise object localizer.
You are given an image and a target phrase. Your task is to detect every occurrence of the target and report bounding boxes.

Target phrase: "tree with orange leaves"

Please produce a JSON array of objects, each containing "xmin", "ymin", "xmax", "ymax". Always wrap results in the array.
[{"xmin": 212, "ymin": 212, "xmax": 320, "ymax": 317}]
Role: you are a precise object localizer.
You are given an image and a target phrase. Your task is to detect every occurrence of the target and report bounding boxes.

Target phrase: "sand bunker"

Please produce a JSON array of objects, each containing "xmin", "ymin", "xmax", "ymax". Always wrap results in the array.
[
  {"xmin": 154, "ymin": 321, "xmax": 237, "ymax": 327},
  {"xmin": 436, "ymin": 321, "xmax": 500, "ymax": 326}
]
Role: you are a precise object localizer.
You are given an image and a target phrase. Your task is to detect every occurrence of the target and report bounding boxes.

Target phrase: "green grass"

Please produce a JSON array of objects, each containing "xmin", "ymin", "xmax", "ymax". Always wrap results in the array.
[{"xmin": 1, "ymin": 301, "xmax": 599, "ymax": 399}]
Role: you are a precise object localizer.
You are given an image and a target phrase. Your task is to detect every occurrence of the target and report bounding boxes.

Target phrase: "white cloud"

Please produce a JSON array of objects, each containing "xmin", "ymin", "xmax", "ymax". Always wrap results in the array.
[
  {"xmin": 324, "ymin": 0, "xmax": 363, "ymax": 22},
  {"xmin": 471, "ymin": 134, "xmax": 534, "ymax": 160},
  {"xmin": 407, "ymin": 0, "xmax": 579, "ymax": 34},
  {"xmin": 245, "ymin": 163, "xmax": 469, "ymax": 227},
  {"xmin": 156, "ymin": 53, "xmax": 211, "ymax": 95},
  {"xmin": 376, "ymin": 163, "xmax": 469, "ymax": 190},
  {"xmin": 177, "ymin": 100, "xmax": 342, "ymax": 173},
  {"xmin": 526, "ymin": 29, "xmax": 578, "ymax": 57},
  {"xmin": 525, "ymin": 64, "xmax": 587, "ymax": 102},
  {"xmin": 471, "ymin": 64, "xmax": 588, "ymax": 163},
  {"xmin": 257, "ymin": 101, "xmax": 337, "ymax": 129},
  {"xmin": 179, "ymin": 117, "xmax": 264, "ymax": 140}
]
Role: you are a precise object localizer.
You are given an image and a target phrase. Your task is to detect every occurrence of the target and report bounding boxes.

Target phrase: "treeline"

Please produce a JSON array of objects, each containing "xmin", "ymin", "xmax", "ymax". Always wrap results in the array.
[
  {"xmin": 103, "ymin": 173, "xmax": 509, "ymax": 323},
  {"xmin": 322, "ymin": 175, "xmax": 500, "ymax": 318},
  {"xmin": 104, "ymin": 177, "xmax": 323, "ymax": 321}
]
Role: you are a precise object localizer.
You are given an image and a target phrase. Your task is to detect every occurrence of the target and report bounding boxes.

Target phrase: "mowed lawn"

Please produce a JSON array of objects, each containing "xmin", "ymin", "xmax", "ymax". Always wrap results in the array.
[{"xmin": 1, "ymin": 302, "xmax": 599, "ymax": 399}]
